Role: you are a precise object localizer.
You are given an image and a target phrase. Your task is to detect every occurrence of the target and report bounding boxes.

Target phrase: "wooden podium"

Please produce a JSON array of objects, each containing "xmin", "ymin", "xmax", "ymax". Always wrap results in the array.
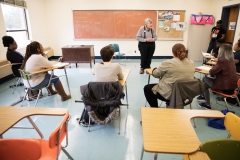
[{"xmin": 61, "ymin": 45, "xmax": 95, "ymax": 68}]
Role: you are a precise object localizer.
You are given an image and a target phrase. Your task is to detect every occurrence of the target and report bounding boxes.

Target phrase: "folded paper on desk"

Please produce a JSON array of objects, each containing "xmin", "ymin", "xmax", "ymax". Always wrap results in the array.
[
  {"xmin": 202, "ymin": 52, "xmax": 211, "ymax": 56},
  {"xmin": 53, "ymin": 63, "xmax": 63, "ymax": 67},
  {"xmin": 196, "ymin": 66, "xmax": 211, "ymax": 71}
]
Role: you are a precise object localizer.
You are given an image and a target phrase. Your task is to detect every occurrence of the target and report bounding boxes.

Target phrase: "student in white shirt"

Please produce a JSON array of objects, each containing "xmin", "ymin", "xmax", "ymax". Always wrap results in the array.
[{"xmin": 20, "ymin": 41, "xmax": 71, "ymax": 101}]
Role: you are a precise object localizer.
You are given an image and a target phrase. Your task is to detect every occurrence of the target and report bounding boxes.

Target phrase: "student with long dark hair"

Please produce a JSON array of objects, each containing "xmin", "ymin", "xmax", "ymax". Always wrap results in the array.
[{"xmin": 21, "ymin": 41, "xmax": 71, "ymax": 101}]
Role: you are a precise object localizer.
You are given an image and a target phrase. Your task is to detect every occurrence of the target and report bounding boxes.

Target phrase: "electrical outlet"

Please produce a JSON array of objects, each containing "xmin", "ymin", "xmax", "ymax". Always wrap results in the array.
[{"xmin": 134, "ymin": 50, "xmax": 136, "ymax": 53}]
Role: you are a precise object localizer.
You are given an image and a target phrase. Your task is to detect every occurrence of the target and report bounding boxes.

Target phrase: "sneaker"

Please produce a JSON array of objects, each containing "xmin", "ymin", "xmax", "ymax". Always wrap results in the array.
[
  {"xmin": 197, "ymin": 95, "xmax": 206, "ymax": 102},
  {"xmin": 139, "ymin": 68, "xmax": 144, "ymax": 74},
  {"xmin": 79, "ymin": 120, "xmax": 95, "ymax": 127},
  {"xmin": 198, "ymin": 103, "xmax": 211, "ymax": 110}
]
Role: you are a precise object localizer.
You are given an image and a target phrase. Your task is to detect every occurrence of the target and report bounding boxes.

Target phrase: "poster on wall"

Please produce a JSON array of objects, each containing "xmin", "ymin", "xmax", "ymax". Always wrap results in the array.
[
  {"xmin": 157, "ymin": 10, "xmax": 185, "ymax": 40},
  {"xmin": 229, "ymin": 22, "xmax": 236, "ymax": 30}
]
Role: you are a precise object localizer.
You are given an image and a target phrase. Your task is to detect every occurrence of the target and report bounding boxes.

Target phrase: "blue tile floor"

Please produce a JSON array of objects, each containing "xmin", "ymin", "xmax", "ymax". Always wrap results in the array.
[{"xmin": 0, "ymin": 59, "xmax": 239, "ymax": 160}]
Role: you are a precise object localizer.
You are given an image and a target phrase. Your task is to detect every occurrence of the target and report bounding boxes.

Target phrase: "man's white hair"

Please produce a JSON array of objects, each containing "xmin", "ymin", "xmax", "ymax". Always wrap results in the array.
[{"xmin": 145, "ymin": 18, "xmax": 152, "ymax": 24}]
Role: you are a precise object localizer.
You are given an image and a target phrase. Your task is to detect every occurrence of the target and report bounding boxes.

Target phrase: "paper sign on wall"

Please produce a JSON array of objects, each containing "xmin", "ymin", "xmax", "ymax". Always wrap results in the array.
[
  {"xmin": 229, "ymin": 22, "xmax": 236, "ymax": 30},
  {"xmin": 176, "ymin": 22, "xmax": 186, "ymax": 30}
]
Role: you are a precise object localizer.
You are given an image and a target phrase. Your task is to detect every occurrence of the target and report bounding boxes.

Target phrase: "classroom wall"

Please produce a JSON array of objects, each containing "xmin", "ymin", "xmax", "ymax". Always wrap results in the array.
[
  {"xmin": 0, "ymin": 6, "xmax": 6, "ymax": 60},
  {"xmin": 43, "ymin": 0, "xmax": 213, "ymax": 57}
]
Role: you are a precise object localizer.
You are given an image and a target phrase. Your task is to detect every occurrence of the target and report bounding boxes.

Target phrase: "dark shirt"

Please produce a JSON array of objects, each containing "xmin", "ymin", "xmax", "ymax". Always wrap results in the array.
[
  {"xmin": 210, "ymin": 27, "xmax": 225, "ymax": 42},
  {"xmin": 6, "ymin": 48, "xmax": 24, "ymax": 77},
  {"xmin": 234, "ymin": 50, "xmax": 240, "ymax": 72}
]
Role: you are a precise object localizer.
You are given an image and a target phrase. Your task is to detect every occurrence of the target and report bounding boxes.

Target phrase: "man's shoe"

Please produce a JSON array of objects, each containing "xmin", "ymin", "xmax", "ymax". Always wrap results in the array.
[
  {"xmin": 197, "ymin": 95, "xmax": 206, "ymax": 102},
  {"xmin": 139, "ymin": 68, "xmax": 144, "ymax": 74},
  {"xmin": 198, "ymin": 103, "xmax": 211, "ymax": 110}
]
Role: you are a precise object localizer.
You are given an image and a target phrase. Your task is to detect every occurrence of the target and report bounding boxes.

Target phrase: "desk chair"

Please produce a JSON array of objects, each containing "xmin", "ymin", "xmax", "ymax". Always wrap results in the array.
[
  {"xmin": 224, "ymin": 112, "xmax": 240, "ymax": 140},
  {"xmin": 19, "ymin": 69, "xmax": 54, "ymax": 107},
  {"xmin": 77, "ymin": 81, "xmax": 128, "ymax": 134},
  {"xmin": 211, "ymin": 78, "xmax": 240, "ymax": 110},
  {"xmin": 109, "ymin": 44, "xmax": 126, "ymax": 66},
  {"xmin": 9, "ymin": 63, "xmax": 23, "ymax": 94},
  {"xmin": 199, "ymin": 139, "xmax": 240, "ymax": 160},
  {"xmin": 0, "ymin": 111, "xmax": 73, "ymax": 160}
]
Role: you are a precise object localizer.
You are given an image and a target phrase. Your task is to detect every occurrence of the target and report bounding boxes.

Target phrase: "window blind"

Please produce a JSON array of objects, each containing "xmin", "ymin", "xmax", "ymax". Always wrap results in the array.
[{"xmin": 0, "ymin": 0, "xmax": 26, "ymax": 8}]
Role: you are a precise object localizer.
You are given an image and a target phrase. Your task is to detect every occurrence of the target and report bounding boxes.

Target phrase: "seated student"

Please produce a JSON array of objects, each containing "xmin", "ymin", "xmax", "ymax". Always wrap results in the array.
[
  {"xmin": 2, "ymin": 36, "xmax": 24, "ymax": 77},
  {"xmin": 197, "ymin": 44, "xmax": 237, "ymax": 109},
  {"xmin": 234, "ymin": 38, "xmax": 240, "ymax": 73},
  {"xmin": 144, "ymin": 43, "xmax": 195, "ymax": 107},
  {"xmin": 211, "ymin": 39, "xmax": 225, "ymax": 58},
  {"xmin": 95, "ymin": 45, "xmax": 124, "ymax": 82},
  {"xmin": 20, "ymin": 41, "xmax": 71, "ymax": 101},
  {"xmin": 79, "ymin": 45, "xmax": 124, "ymax": 127}
]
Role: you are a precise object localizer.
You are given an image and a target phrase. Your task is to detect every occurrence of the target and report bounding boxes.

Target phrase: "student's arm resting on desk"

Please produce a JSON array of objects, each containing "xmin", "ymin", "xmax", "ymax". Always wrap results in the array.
[
  {"xmin": 152, "ymin": 61, "xmax": 168, "ymax": 78},
  {"xmin": 117, "ymin": 65, "xmax": 124, "ymax": 80},
  {"xmin": 209, "ymin": 59, "xmax": 224, "ymax": 75},
  {"xmin": 37, "ymin": 55, "xmax": 53, "ymax": 69}
]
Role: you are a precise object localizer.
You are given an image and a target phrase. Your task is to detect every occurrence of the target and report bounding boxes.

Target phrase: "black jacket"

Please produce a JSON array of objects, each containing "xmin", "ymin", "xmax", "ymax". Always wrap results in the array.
[
  {"xmin": 6, "ymin": 49, "xmax": 24, "ymax": 77},
  {"xmin": 80, "ymin": 81, "xmax": 123, "ymax": 108}
]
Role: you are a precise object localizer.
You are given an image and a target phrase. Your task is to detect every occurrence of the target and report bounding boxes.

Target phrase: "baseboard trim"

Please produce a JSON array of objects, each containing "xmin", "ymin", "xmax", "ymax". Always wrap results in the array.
[
  {"xmin": 51, "ymin": 56, "xmax": 172, "ymax": 60},
  {"xmin": 0, "ymin": 74, "xmax": 14, "ymax": 85}
]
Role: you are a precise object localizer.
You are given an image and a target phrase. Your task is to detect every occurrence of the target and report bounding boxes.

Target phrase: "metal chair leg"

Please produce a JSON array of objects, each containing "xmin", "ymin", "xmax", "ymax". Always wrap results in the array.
[
  {"xmin": 224, "ymin": 97, "xmax": 230, "ymax": 110},
  {"xmin": 88, "ymin": 116, "xmax": 91, "ymax": 132},
  {"xmin": 12, "ymin": 78, "xmax": 21, "ymax": 94},
  {"xmin": 34, "ymin": 89, "xmax": 42, "ymax": 107},
  {"xmin": 62, "ymin": 148, "xmax": 74, "ymax": 160},
  {"xmin": 21, "ymin": 89, "xmax": 28, "ymax": 107},
  {"xmin": 154, "ymin": 153, "xmax": 158, "ymax": 160},
  {"xmin": 235, "ymin": 96, "xmax": 240, "ymax": 107},
  {"xmin": 125, "ymin": 83, "xmax": 129, "ymax": 108},
  {"xmin": 140, "ymin": 145, "xmax": 144, "ymax": 160},
  {"xmin": 190, "ymin": 104, "xmax": 196, "ymax": 128},
  {"xmin": 118, "ymin": 106, "xmax": 121, "ymax": 135}
]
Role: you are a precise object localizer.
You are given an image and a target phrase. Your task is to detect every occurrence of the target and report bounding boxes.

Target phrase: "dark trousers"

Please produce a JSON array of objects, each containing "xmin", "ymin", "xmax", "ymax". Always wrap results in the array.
[
  {"xmin": 144, "ymin": 84, "xmax": 169, "ymax": 107},
  {"xmin": 139, "ymin": 42, "xmax": 155, "ymax": 69},
  {"xmin": 207, "ymin": 41, "xmax": 216, "ymax": 53}
]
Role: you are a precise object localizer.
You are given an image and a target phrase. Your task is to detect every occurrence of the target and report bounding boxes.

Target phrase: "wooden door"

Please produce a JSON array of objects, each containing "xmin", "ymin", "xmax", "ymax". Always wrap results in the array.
[{"xmin": 225, "ymin": 7, "xmax": 239, "ymax": 44}]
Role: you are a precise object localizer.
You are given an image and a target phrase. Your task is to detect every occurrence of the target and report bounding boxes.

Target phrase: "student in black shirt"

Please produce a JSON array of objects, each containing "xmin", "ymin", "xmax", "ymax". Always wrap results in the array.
[
  {"xmin": 2, "ymin": 36, "xmax": 24, "ymax": 77},
  {"xmin": 207, "ymin": 20, "xmax": 225, "ymax": 53}
]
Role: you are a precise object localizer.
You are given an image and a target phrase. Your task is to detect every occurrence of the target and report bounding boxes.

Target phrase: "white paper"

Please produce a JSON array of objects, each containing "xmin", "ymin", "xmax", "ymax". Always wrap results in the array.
[
  {"xmin": 229, "ymin": 22, "xmax": 236, "ymax": 30},
  {"xmin": 173, "ymin": 15, "xmax": 180, "ymax": 22},
  {"xmin": 202, "ymin": 52, "xmax": 211, "ymax": 56},
  {"xmin": 53, "ymin": 63, "xmax": 63, "ymax": 67},
  {"xmin": 171, "ymin": 22, "xmax": 176, "ymax": 28},
  {"xmin": 196, "ymin": 66, "xmax": 211, "ymax": 71}
]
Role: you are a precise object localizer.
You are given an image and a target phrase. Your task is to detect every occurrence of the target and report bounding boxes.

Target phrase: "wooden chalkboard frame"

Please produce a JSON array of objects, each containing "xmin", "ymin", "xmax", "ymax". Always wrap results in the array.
[{"xmin": 72, "ymin": 10, "xmax": 157, "ymax": 39}]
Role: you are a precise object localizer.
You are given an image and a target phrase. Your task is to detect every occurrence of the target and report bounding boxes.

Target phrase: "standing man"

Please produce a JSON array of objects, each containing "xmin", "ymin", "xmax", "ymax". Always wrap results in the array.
[
  {"xmin": 207, "ymin": 20, "xmax": 225, "ymax": 53},
  {"xmin": 136, "ymin": 18, "xmax": 157, "ymax": 74}
]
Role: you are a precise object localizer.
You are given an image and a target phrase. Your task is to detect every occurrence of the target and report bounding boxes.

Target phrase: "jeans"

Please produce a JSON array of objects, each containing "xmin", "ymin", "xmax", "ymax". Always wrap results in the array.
[{"xmin": 32, "ymin": 73, "xmax": 60, "ymax": 89}]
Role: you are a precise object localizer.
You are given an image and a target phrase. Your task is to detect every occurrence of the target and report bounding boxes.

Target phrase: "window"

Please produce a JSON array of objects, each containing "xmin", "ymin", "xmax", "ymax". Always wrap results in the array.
[{"xmin": 1, "ymin": 3, "xmax": 29, "ymax": 47}]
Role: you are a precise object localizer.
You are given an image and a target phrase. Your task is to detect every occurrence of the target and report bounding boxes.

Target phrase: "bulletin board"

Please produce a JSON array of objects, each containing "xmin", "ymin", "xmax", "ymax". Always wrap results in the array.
[
  {"xmin": 73, "ymin": 10, "xmax": 157, "ymax": 39},
  {"xmin": 157, "ymin": 10, "xmax": 185, "ymax": 40}
]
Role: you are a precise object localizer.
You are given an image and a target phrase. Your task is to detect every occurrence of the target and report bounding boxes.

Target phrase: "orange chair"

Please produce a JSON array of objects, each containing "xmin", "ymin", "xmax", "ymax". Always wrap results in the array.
[
  {"xmin": 211, "ymin": 78, "xmax": 240, "ymax": 110},
  {"xmin": 0, "ymin": 111, "xmax": 73, "ymax": 160}
]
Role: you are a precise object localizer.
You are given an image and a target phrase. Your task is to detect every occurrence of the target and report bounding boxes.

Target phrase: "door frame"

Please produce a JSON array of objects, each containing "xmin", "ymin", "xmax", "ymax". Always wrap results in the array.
[{"xmin": 221, "ymin": 3, "xmax": 240, "ymax": 43}]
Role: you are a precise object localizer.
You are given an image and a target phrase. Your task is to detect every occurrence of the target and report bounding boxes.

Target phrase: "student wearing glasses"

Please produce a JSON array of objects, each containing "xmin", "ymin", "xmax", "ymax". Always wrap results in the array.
[{"xmin": 144, "ymin": 43, "xmax": 195, "ymax": 107}]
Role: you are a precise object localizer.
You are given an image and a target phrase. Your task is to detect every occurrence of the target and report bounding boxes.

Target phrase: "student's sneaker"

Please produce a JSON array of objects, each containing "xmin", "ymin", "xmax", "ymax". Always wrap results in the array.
[
  {"xmin": 196, "ymin": 95, "xmax": 206, "ymax": 102},
  {"xmin": 79, "ymin": 120, "xmax": 95, "ymax": 127},
  {"xmin": 198, "ymin": 103, "xmax": 211, "ymax": 110}
]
